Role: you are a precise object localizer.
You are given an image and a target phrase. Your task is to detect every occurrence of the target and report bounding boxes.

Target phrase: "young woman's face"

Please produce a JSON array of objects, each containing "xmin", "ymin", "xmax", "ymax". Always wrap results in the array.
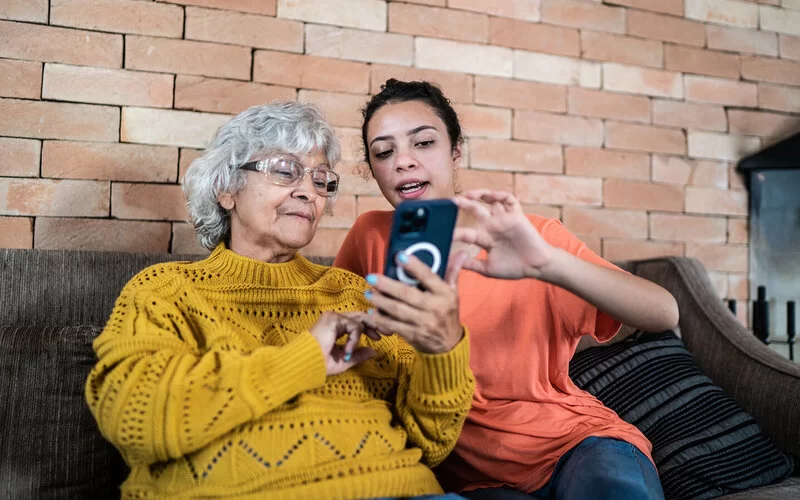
[{"xmin": 365, "ymin": 100, "xmax": 461, "ymax": 207}]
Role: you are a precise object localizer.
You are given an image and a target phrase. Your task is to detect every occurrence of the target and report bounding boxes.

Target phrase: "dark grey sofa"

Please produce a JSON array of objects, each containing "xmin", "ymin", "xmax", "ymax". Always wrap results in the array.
[{"xmin": 0, "ymin": 248, "xmax": 797, "ymax": 499}]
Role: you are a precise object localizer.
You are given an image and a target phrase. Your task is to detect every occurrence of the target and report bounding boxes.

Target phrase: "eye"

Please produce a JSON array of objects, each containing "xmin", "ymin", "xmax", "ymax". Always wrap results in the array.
[
  {"xmin": 374, "ymin": 149, "xmax": 392, "ymax": 159},
  {"xmin": 416, "ymin": 140, "xmax": 434, "ymax": 147}
]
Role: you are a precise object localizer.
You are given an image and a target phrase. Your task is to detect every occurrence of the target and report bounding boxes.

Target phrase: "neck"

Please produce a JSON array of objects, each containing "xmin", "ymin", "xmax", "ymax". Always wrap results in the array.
[{"xmin": 228, "ymin": 239, "xmax": 296, "ymax": 263}]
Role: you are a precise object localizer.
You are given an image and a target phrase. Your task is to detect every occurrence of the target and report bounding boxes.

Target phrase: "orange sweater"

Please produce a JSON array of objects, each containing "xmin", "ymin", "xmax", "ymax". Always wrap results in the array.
[
  {"xmin": 86, "ymin": 243, "xmax": 475, "ymax": 499},
  {"xmin": 335, "ymin": 211, "xmax": 653, "ymax": 493}
]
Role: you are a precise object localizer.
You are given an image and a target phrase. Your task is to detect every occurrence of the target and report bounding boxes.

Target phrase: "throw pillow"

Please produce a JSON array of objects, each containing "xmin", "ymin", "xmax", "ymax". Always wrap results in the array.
[
  {"xmin": 0, "ymin": 325, "xmax": 128, "ymax": 499},
  {"xmin": 570, "ymin": 331, "xmax": 794, "ymax": 500}
]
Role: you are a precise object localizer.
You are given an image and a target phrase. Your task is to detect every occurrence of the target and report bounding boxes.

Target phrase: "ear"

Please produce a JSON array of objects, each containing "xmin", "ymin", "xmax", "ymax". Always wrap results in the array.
[
  {"xmin": 451, "ymin": 144, "xmax": 463, "ymax": 166},
  {"xmin": 218, "ymin": 192, "xmax": 235, "ymax": 210}
]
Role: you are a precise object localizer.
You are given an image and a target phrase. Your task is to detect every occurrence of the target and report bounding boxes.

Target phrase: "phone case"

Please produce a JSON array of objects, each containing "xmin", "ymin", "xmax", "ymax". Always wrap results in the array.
[{"xmin": 384, "ymin": 199, "xmax": 458, "ymax": 286}]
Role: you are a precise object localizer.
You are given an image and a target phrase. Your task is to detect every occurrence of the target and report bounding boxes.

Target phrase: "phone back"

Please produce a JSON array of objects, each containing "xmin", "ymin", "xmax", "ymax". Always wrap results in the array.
[{"xmin": 384, "ymin": 199, "xmax": 458, "ymax": 286}]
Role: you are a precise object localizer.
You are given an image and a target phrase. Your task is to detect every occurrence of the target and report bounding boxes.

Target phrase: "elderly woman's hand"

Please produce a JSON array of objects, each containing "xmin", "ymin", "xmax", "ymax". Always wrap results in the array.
[
  {"xmin": 310, "ymin": 312, "xmax": 378, "ymax": 376},
  {"xmin": 362, "ymin": 252, "xmax": 468, "ymax": 354}
]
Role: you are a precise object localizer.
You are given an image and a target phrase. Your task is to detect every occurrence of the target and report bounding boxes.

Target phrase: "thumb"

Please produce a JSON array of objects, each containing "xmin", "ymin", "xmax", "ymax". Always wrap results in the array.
[
  {"xmin": 445, "ymin": 249, "xmax": 469, "ymax": 287},
  {"xmin": 460, "ymin": 257, "xmax": 490, "ymax": 277}
]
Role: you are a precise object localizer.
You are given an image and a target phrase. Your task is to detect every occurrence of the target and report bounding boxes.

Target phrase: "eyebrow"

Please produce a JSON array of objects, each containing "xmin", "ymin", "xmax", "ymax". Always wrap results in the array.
[{"xmin": 369, "ymin": 125, "xmax": 438, "ymax": 147}]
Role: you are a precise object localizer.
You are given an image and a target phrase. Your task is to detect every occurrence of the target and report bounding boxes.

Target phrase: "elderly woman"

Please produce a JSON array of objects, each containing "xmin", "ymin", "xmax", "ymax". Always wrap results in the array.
[{"xmin": 85, "ymin": 102, "xmax": 474, "ymax": 499}]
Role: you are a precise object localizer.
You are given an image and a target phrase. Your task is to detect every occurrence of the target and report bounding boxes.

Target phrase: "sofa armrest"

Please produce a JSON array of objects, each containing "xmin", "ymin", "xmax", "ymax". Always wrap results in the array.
[{"xmin": 627, "ymin": 256, "xmax": 800, "ymax": 460}]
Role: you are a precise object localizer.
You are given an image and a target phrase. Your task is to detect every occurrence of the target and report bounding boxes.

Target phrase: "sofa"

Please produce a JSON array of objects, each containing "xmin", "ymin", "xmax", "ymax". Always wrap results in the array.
[{"xmin": 1, "ymin": 247, "xmax": 797, "ymax": 499}]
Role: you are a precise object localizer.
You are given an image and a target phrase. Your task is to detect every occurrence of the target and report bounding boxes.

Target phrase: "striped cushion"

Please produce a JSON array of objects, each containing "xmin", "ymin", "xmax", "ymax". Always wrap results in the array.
[{"xmin": 569, "ymin": 331, "xmax": 794, "ymax": 500}]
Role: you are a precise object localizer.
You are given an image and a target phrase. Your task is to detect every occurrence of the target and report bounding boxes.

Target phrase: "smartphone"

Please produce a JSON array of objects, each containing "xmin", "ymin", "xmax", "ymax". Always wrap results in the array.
[{"xmin": 384, "ymin": 199, "xmax": 458, "ymax": 287}]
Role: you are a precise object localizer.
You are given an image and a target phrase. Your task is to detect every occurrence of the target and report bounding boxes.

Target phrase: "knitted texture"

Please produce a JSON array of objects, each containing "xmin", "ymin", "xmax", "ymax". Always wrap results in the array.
[{"xmin": 85, "ymin": 244, "xmax": 474, "ymax": 499}]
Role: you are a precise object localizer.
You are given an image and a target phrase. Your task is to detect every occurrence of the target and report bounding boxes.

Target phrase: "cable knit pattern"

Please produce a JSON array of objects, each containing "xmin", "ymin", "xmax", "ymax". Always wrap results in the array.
[{"xmin": 85, "ymin": 243, "xmax": 474, "ymax": 499}]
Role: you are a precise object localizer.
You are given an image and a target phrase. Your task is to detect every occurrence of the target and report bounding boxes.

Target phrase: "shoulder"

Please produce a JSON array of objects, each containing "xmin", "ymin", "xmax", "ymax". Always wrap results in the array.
[
  {"xmin": 351, "ymin": 210, "xmax": 393, "ymax": 235},
  {"xmin": 119, "ymin": 259, "xmax": 203, "ymax": 298}
]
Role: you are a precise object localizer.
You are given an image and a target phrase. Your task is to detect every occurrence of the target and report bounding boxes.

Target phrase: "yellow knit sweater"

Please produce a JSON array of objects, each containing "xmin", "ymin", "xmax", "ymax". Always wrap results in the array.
[{"xmin": 85, "ymin": 244, "xmax": 474, "ymax": 499}]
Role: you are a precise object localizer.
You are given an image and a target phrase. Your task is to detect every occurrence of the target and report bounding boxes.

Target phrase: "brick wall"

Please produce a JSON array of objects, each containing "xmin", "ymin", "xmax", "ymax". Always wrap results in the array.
[{"xmin": 2, "ymin": 0, "xmax": 800, "ymax": 325}]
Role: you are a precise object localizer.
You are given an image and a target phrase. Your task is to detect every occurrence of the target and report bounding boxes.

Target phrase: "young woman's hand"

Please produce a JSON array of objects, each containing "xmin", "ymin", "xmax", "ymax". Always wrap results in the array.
[
  {"xmin": 309, "ymin": 312, "xmax": 377, "ymax": 376},
  {"xmin": 362, "ymin": 251, "xmax": 469, "ymax": 354},
  {"xmin": 453, "ymin": 189, "xmax": 555, "ymax": 280}
]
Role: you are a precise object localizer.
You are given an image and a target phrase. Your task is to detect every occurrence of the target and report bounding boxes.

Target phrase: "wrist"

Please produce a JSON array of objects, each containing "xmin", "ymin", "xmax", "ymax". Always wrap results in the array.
[{"xmin": 526, "ymin": 247, "xmax": 571, "ymax": 284}]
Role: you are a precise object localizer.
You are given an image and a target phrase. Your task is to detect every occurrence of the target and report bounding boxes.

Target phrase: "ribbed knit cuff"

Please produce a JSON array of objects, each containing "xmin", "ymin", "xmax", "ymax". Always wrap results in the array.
[
  {"xmin": 240, "ymin": 332, "xmax": 327, "ymax": 416},
  {"xmin": 412, "ymin": 327, "xmax": 472, "ymax": 395}
]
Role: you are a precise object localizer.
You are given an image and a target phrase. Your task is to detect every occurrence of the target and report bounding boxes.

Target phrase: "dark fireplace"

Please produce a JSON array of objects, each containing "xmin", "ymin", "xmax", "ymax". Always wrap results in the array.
[{"xmin": 736, "ymin": 132, "xmax": 799, "ymax": 361}]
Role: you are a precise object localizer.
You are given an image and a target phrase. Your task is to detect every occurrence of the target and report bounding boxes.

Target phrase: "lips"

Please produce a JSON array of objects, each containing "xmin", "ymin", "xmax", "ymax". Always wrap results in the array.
[
  {"xmin": 396, "ymin": 179, "xmax": 429, "ymax": 200},
  {"xmin": 281, "ymin": 210, "xmax": 314, "ymax": 222}
]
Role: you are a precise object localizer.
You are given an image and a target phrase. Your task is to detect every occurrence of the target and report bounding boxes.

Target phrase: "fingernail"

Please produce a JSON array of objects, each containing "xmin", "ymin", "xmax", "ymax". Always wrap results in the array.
[
  {"xmin": 397, "ymin": 252, "xmax": 409, "ymax": 264},
  {"xmin": 366, "ymin": 274, "xmax": 378, "ymax": 285},
  {"xmin": 364, "ymin": 290, "xmax": 373, "ymax": 299},
  {"xmin": 368, "ymin": 308, "xmax": 375, "ymax": 315},
  {"xmin": 344, "ymin": 352, "xmax": 352, "ymax": 362}
]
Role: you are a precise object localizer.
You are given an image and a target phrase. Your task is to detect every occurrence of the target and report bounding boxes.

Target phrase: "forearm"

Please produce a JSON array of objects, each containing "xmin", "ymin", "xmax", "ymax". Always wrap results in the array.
[{"xmin": 535, "ymin": 248, "xmax": 679, "ymax": 332}]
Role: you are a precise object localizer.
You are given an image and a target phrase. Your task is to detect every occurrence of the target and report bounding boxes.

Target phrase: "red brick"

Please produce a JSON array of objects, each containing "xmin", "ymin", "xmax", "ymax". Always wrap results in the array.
[
  {"xmin": 335, "ymin": 127, "xmax": 362, "ymax": 163},
  {"xmin": 664, "ymin": 45, "xmax": 741, "ymax": 79},
  {"xmin": 125, "ymin": 35, "xmax": 251, "ymax": 81},
  {"xmin": 457, "ymin": 169, "xmax": 514, "ymax": 192},
  {"xmin": 687, "ymin": 131, "xmax": 761, "ymax": 161},
  {"xmin": 454, "ymin": 104, "xmax": 512, "ymax": 139},
  {"xmin": 356, "ymin": 195, "xmax": 393, "ymax": 215},
  {"xmin": 35, "ymin": 217, "xmax": 171, "ymax": 252},
  {"xmin": 760, "ymin": 4, "xmax": 800, "ymax": 36},
  {"xmin": 121, "ymin": 107, "xmax": 231, "ymax": 149},
  {"xmin": 0, "ymin": 138, "xmax": 40, "ymax": 177},
  {"xmin": 470, "ymin": 139, "xmax": 563, "ymax": 173},
  {"xmin": 0, "ymin": 59, "xmax": 41, "ymax": 99},
  {"xmin": 742, "ymin": 56, "xmax": 800, "ymax": 86},
  {"xmin": 0, "ymin": 0, "xmax": 48, "ymax": 23},
  {"xmin": 728, "ymin": 218, "xmax": 748, "ymax": 244},
  {"xmin": 0, "ymin": 98, "xmax": 118, "ymax": 142},
  {"xmin": 650, "ymin": 213, "xmax": 727, "ymax": 243},
  {"xmin": 42, "ymin": 63, "xmax": 173, "ymax": 108},
  {"xmin": 297, "ymin": 90, "xmax": 367, "ymax": 128},
  {"xmin": 604, "ymin": 179, "xmax": 684, "ymax": 212},
  {"xmin": 179, "ymin": 148, "xmax": 203, "ymax": 181},
  {"xmin": 576, "ymin": 233, "xmax": 602, "ymax": 256},
  {"xmin": 0, "ymin": 216, "xmax": 33, "ymax": 248},
  {"xmin": 278, "ymin": 0, "xmax": 385, "ymax": 31},
  {"xmin": 727, "ymin": 273, "xmax": 749, "ymax": 300},
  {"xmin": 174, "ymin": 76, "xmax": 295, "ymax": 115},
  {"xmin": 604, "ymin": 0, "xmax": 683, "ymax": 16},
  {"xmin": 685, "ymin": 243, "xmax": 748, "ymax": 273},
  {"xmin": 0, "ymin": 20, "xmax": 122, "ymax": 68},
  {"xmin": 254, "ymin": 51, "xmax": 369, "ymax": 94},
  {"xmin": 389, "ymin": 3, "xmax": 488, "ymax": 43},
  {"xmin": 606, "ymin": 122, "xmax": 686, "ymax": 155},
  {"xmin": 581, "ymin": 31, "xmax": 663, "ymax": 68},
  {"xmin": 514, "ymin": 51, "xmax": 601, "ymax": 87},
  {"xmin": 185, "ymin": 6, "xmax": 302, "ymax": 52},
  {"xmin": 475, "ymin": 77, "xmax": 566, "ymax": 113},
  {"xmin": 516, "ymin": 174, "xmax": 603, "ymax": 205},
  {"xmin": 652, "ymin": 100, "xmax": 728, "ymax": 132},
  {"xmin": 371, "ymin": 65, "xmax": 473, "ymax": 103},
  {"xmin": 42, "ymin": 141, "xmax": 177, "ymax": 182},
  {"xmin": 728, "ymin": 109, "xmax": 800, "ymax": 137},
  {"xmin": 416, "ymin": 37, "xmax": 511, "ymax": 78},
  {"xmin": 337, "ymin": 166, "xmax": 382, "ymax": 196},
  {"xmin": 685, "ymin": 75, "xmax": 758, "ymax": 107},
  {"xmin": 603, "ymin": 239, "xmax": 684, "ymax": 262},
  {"xmin": 568, "ymin": 88, "xmax": 650, "ymax": 123},
  {"xmin": 781, "ymin": 35, "xmax": 800, "ymax": 61},
  {"xmin": 318, "ymin": 195, "xmax": 356, "ymax": 229},
  {"xmin": 112, "ymin": 183, "xmax": 187, "ymax": 221},
  {"xmin": 448, "ymin": 0, "xmax": 541, "ymax": 20},
  {"xmin": 707, "ymin": 271, "xmax": 729, "ymax": 299},
  {"xmin": 0, "ymin": 178, "xmax": 108, "ymax": 217},
  {"xmin": 603, "ymin": 63, "xmax": 683, "ymax": 98},
  {"xmin": 562, "ymin": 206, "xmax": 648, "ymax": 238},
  {"xmin": 156, "ymin": 0, "xmax": 276, "ymax": 16},
  {"xmin": 706, "ymin": 25, "xmax": 779, "ymax": 56},
  {"xmin": 565, "ymin": 147, "xmax": 650, "ymax": 180},
  {"xmin": 389, "ymin": 0, "xmax": 445, "ymax": 6},
  {"xmin": 685, "ymin": 187, "xmax": 748, "ymax": 216},
  {"xmin": 521, "ymin": 204, "xmax": 561, "ymax": 220},
  {"xmin": 627, "ymin": 10, "xmax": 705, "ymax": 47},
  {"xmin": 489, "ymin": 17, "xmax": 579, "ymax": 57},
  {"xmin": 306, "ymin": 24, "xmax": 414, "ymax": 67},
  {"xmin": 50, "ymin": 0, "xmax": 183, "ymax": 37},
  {"xmin": 514, "ymin": 111, "xmax": 603, "ymax": 147},
  {"xmin": 729, "ymin": 165, "xmax": 745, "ymax": 189},
  {"xmin": 540, "ymin": 0, "xmax": 625, "ymax": 33},
  {"xmin": 298, "ymin": 228, "xmax": 349, "ymax": 258},
  {"xmin": 759, "ymin": 83, "xmax": 800, "ymax": 112},
  {"xmin": 171, "ymin": 222, "xmax": 209, "ymax": 255},
  {"xmin": 652, "ymin": 155, "xmax": 728, "ymax": 188},
  {"xmin": 685, "ymin": 0, "xmax": 758, "ymax": 28}
]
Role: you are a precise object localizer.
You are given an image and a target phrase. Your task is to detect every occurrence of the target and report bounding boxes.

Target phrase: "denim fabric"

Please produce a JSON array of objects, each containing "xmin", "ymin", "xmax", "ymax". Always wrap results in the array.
[{"xmin": 463, "ymin": 437, "xmax": 665, "ymax": 500}]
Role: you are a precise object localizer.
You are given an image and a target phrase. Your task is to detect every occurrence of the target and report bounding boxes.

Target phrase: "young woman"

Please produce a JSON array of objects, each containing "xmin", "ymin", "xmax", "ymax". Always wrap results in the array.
[{"xmin": 334, "ymin": 79, "xmax": 679, "ymax": 499}]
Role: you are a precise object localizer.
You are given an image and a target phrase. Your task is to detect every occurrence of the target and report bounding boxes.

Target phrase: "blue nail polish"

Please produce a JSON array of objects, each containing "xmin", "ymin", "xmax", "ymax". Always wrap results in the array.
[
  {"xmin": 344, "ymin": 353, "xmax": 352, "ymax": 362},
  {"xmin": 366, "ymin": 274, "xmax": 378, "ymax": 285},
  {"xmin": 397, "ymin": 252, "xmax": 409, "ymax": 264},
  {"xmin": 368, "ymin": 308, "xmax": 375, "ymax": 315},
  {"xmin": 364, "ymin": 290, "xmax": 373, "ymax": 299}
]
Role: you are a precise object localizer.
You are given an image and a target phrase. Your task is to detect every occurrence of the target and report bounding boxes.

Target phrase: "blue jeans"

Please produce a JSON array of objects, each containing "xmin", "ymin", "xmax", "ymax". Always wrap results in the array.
[{"xmin": 463, "ymin": 437, "xmax": 665, "ymax": 500}]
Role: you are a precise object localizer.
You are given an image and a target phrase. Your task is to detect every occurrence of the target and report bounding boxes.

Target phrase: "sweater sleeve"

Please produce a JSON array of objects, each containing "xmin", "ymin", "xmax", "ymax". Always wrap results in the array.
[
  {"xmin": 392, "ymin": 330, "xmax": 475, "ymax": 467},
  {"xmin": 85, "ymin": 281, "xmax": 327, "ymax": 467}
]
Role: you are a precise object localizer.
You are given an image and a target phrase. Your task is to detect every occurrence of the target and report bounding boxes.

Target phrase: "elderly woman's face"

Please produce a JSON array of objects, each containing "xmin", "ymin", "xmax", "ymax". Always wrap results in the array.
[{"xmin": 218, "ymin": 150, "xmax": 330, "ymax": 260}]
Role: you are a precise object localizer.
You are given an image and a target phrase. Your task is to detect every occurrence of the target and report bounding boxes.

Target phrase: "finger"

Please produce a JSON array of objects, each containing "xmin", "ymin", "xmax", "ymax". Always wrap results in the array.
[
  {"xmin": 346, "ymin": 347, "xmax": 377, "ymax": 366},
  {"xmin": 461, "ymin": 257, "xmax": 491, "ymax": 277},
  {"xmin": 364, "ymin": 310, "xmax": 420, "ymax": 346},
  {"xmin": 343, "ymin": 328, "xmax": 362, "ymax": 362},
  {"xmin": 397, "ymin": 253, "xmax": 453, "ymax": 295},
  {"xmin": 445, "ymin": 249, "xmax": 469, "ymax": 287},
  {"xmin": 475, "ymin": 190, "xmax": 522, "ymax": 213},
  {"xmin": 453, "ymin": 227, "xmax": 493, "ymax": 250},
  {"xmin": 453, "ymin": 196, "xmax": 491, "ymax": 221},
  {"xmin": 365, "ymin": 289, "xmax": 425, "ymax": 329}
]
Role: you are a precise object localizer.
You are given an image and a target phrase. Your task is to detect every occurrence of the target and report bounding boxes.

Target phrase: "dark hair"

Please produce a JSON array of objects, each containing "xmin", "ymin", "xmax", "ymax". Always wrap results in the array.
[{"xmin": 359, "ymin": 78, "xmax": 464, "ymax": 174}]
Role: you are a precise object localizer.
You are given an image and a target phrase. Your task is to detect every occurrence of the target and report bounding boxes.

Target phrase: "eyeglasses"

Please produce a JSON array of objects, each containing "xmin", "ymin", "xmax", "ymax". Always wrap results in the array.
[{"xmin": 239, "ymin": 157, "xmax": 340, "ymax": 197}]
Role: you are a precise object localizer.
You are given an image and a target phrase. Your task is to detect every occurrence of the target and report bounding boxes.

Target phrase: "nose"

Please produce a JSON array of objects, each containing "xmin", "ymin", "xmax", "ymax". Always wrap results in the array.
[
  {"xmin": 394, "ymin": 146, "xmax": 418, "ymax": 172},
  {"xmin": 292, "ymin": 170, "xmax": 318, "ymax": 203}
]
